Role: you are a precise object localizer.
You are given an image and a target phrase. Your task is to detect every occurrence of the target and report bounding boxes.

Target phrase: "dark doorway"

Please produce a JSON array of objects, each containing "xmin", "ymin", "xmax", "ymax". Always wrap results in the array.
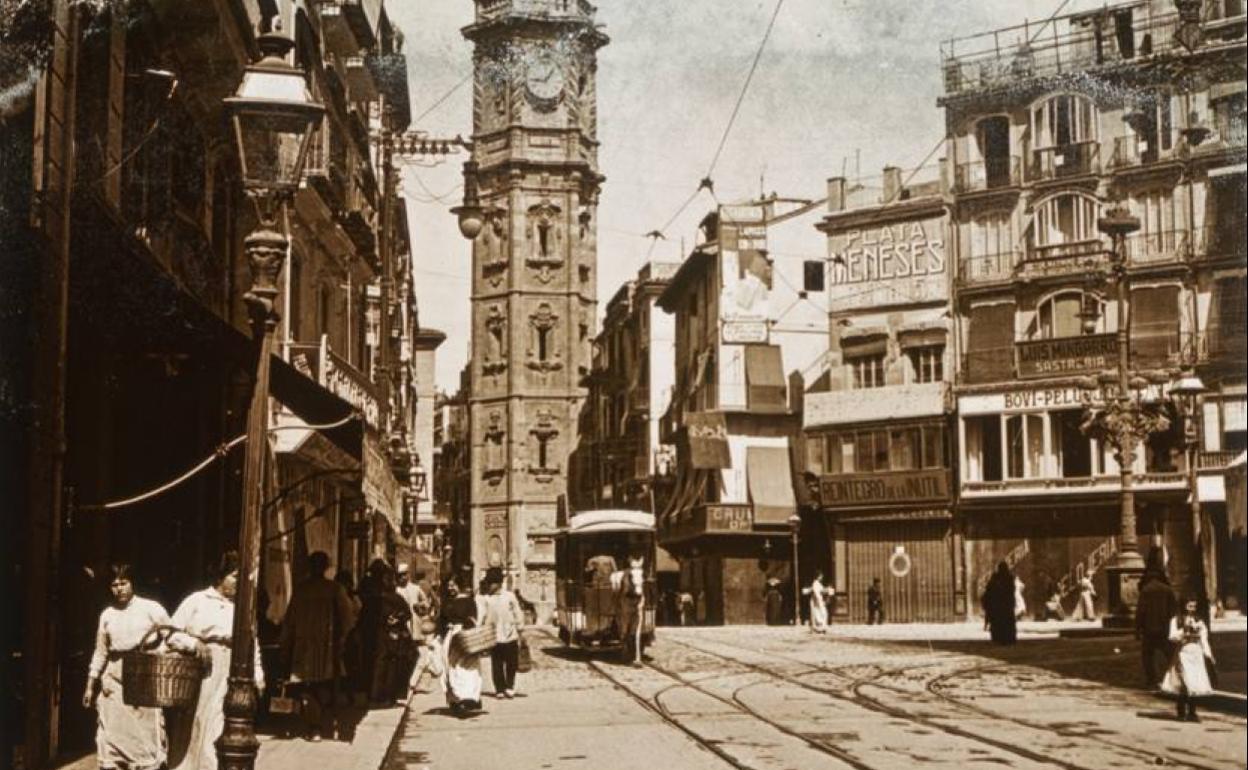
[{"xmin": 977, "ymin": 116, "xmax": 1012, "ymax": 188}]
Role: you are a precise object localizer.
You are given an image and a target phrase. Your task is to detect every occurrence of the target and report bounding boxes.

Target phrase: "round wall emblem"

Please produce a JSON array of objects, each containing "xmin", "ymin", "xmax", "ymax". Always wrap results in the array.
[{"xmin": 888, "ymin": 547, "xmax": 912, "ymax": 578}]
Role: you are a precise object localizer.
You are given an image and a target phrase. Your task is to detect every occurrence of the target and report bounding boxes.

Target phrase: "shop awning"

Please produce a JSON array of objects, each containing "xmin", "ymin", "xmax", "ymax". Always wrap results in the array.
[
  {"xmin": 747, "ymin": 445, "xmax": 796, "ymax": 525},
  {"xmin": 745, "ymin": 344, "xmax": 787, "ymax": 411},
  {"xmin": 655, "ymin": 546, "xmax": 680, "ymax": 573}
]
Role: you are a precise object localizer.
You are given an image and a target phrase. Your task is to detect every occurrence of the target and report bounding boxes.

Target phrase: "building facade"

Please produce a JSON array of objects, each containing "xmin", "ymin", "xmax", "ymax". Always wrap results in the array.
[
  {"xmin": 460, "ymin": 0, "xmax": 608, "ymax": 620},
  {"xmin": 804, "ymin": 167, "xmax": 962, "ymax": 623},
  {"xmin": 4, "ymin": 1, "xmax": 417, "ymax": 765},
  {"xmin": 941, "ymin": 0, "xmax": 1246, "ymax": 616},
  {"xmin": 657, "ymin": 200, "xmax": 828, "ymax": 625},
  {"xmin": 570, "ymin": 261, "xmax": 680, "ymax": 514}
]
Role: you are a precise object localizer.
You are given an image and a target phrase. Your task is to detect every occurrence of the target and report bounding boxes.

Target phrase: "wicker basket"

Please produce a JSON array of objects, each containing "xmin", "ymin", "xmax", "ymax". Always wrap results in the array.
[
  {"xmin": 451, "ymin": 623, "xmax": 496, "ymax": 657},
  {"xmin": 122, "ymin": 628, "xmax": 206, "ymax": 709}
]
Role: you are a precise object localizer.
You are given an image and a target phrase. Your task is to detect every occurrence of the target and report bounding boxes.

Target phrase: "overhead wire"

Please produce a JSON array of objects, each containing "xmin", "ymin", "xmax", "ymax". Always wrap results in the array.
[{"xmin": 411, "ymin": 72, "xmax": 472, "ymax": 125}]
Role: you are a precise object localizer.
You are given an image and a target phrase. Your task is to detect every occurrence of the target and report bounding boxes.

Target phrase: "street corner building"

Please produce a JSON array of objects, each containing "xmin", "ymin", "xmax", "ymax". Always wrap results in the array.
[
  {"xmin": 2, "ymin": 1, "xmax": 433, "ymax": 767},
  {"xmin": 940, "ymin": 0, "xmax": 1247, "ymax": 622}
]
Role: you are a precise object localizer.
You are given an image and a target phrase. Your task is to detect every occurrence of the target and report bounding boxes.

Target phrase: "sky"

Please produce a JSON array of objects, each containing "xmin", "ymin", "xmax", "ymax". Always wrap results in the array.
[{"xmin": 386, "ymin": 0, "xmax": 1100, "ymax": 392}]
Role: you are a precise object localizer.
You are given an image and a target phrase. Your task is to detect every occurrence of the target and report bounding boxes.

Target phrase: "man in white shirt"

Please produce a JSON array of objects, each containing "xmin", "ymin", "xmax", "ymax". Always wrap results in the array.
[{"xmin": 482, "ymin": 567, "xmax": 525, "ymax": 698}]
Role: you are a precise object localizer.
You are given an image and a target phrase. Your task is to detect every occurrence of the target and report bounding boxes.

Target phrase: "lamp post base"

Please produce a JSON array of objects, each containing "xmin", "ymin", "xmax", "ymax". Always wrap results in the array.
[{"xmin": 1101, "ymin": 560, "xmax": 1145, "ymax": 629}]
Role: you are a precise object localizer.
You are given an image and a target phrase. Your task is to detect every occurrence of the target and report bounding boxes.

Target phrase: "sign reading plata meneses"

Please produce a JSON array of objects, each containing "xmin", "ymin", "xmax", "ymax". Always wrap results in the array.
[
  {"xmin": 819, "ymin": 470, "xmax": 950, "ymax": 508},
  {"xmin": 1015, "ymin": 333, "xmax": 1117, "ymax": 379}
]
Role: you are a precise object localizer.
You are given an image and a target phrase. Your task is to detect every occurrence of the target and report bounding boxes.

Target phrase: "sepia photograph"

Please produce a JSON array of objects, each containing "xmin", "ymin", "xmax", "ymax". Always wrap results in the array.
[{"xmin": 1, "ymin": 0, "xmax": 1245, "ymax": 768}]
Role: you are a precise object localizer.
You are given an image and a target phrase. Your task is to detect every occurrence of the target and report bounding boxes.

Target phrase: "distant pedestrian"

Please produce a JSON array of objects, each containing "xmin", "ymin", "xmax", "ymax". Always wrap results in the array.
[
  {"xmin": 83, "ymin": 564, "xmax": 173, "ymax": 770},
  {"xmin": 281, "ymin": 551, "xmax": 354, "ymax": 742},
  {"xmin": 167, "ymin": 551, "xmax": 264, "ymax": 770},
  {"xmin": 806, "ymin": 571, "xmax": 830, "ymax": 634},
  {"xmin": 678, "ymin": 591, "xmax": 695, "ymax": 626},
  {"xmin": 982, "ymin": 562, "xmax": 1018, "ymax": 645},
  {"xmin": 334, "ymin": 570, "xmax": 365, "ymax": 702},
  {"xmin": 482, "ymin": 567, "xmax": 525, "ymax": 698},
  {"xmin": 370, "ymin": 566, "xmax": 414, "ymax": 704},
  {"xmin": 441, "ymin": 583, "xmax": 484, "ymax": 716},
  {"xmin": 1071, "ymin": 570, "xmax": 1097, "ymax": 621},
  {"xmin": 1042, "ymin": 584, "xmax": 1066, "ymax": 621},
  {"xmin": 1160, "ymin": 596, "xmax": 1216, "ymax": 721},
  {"xmin": 867, "ymin": 578, "xmax": 885, "ymax": 625},
  {"xmin": 1136, "ymin": 548, "xmax": 1177, "ymax": 689},
  {"xmin": 396, "ymin": 564, "xmax": 429, "ymax": 638},
  {"xmin": 1014, "ymin": 576, "xmax": 1027, "ymax": 620},
  {"xmin": 764, "ymin": 578, "xmax": 785, "ymax": 626}
]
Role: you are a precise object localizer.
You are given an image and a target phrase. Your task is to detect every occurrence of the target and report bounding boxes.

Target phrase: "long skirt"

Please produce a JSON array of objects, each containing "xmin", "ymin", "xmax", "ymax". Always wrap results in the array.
[
  {"xmin": 441, "ymin": 631, "xmax": 482, "ymax": 706},
  {"xmin": 810, "ymin": 597, "xmax": 828, "ymax": 632},
  {"xmin": 167, "ymin": 643, "xmax": 229, "ymax": 770},
  {"xmin": 97, "ymin": 657, "xmax": 166, "ymax": 770},
  {"xmin": 1161, "ymin": 641, "xmax": 1213, "ymax": 697}
]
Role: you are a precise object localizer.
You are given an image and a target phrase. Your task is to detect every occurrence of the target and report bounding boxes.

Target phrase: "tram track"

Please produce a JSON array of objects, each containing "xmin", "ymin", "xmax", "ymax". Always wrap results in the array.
[{"xmin": 663, "ymin": 632, "xmax": 1238, "ymax": 770}]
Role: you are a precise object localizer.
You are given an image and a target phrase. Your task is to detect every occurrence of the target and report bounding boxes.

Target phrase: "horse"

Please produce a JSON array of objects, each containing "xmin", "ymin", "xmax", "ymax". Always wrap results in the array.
[{"xmin": 610, "ymin": 557, "xmax": 646, "ymax": 663}]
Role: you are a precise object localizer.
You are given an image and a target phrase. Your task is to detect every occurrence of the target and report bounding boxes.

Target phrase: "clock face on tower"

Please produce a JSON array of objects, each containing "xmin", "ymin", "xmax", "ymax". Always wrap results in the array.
[{"xmin": 525, "ymin": 50, "xmax": 564, "ymax": 109}]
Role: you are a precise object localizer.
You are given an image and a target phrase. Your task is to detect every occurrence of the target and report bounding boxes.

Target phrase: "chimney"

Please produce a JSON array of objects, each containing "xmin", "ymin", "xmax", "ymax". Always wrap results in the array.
[
  {"xmin": 882, "ymin": 166, "xmax": 902, "ymax": 203},
  {"xmin": 827, "ymin": 177, "xmax": 846, "ymax": 213}
]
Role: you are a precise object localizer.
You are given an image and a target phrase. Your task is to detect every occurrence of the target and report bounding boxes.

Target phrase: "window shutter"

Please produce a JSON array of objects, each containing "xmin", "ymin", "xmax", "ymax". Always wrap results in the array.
[
  {"xmin": 104, "ymin": 12, "xmax": 126, "ymax": 208},
  {"xmin": 1129, "ymin": 285, "xmax": 1180, "ymax": 367},
  {"xmin": 966, "ymin": 302, "xmax": 1015, "ymax": 384}
]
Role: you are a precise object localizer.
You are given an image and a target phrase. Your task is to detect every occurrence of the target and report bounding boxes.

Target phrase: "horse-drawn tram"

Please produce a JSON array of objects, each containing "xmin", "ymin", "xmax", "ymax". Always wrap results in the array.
[{"xmin": 554, "ymin": 509, "xmax": 656, "ymax": 659}]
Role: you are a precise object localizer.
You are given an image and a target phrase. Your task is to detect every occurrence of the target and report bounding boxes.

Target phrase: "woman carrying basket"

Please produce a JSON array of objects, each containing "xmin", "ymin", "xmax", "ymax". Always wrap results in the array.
[
  {"xmin": 167, "ymin": 552, "xmax": 264, "ymax": 770},
  {"xmin": 83, "ymin": 564, "xmax": 174, "ymax": 770},
  {"xmin": 440, "ymin": 582, "xmax": 485, "ymax": 716}
]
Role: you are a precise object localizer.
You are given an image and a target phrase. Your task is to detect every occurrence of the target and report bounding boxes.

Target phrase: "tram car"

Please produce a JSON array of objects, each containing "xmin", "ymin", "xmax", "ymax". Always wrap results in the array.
[{"xmin": 555, "ymin": 509, "xmax": 657, "ymax": 659}]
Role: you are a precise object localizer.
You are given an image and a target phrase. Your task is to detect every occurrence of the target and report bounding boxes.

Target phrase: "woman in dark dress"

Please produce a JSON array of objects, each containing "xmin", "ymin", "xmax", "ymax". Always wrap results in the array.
[{"xmin": 982, "ymin": 561, "xmax": 1018, "ymax": 645}]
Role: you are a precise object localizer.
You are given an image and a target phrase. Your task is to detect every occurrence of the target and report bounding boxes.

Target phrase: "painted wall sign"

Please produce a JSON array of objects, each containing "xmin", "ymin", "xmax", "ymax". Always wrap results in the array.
[
  {"xmin": 705, "ymin": 504, "xmax": 753, "ymax": 532},
  {"xmin": 722, "ymin": 320, "xmax": 769, "ymax": 344},
  {"xmin": 1015, "ymin": 334, "xmax": 1117, "ymax": 379},
  {"xmin": 818, "ymin": 469, "xmax": 951, "ymax": 508},
  {"xmin": 827, "ymin": 216, "xmax": 947, "ymax": 309}
]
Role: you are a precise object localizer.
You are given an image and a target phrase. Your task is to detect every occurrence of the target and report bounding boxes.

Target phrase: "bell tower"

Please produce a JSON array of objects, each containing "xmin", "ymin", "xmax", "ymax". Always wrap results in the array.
[{"xmin": 462, "ymin": 0, "xmax": 606, "ymax": 618}]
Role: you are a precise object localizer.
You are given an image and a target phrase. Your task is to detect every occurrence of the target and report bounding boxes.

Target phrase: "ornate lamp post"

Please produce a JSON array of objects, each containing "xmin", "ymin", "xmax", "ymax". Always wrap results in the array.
[
  {"xmin": 218, "ymin": 30, "xmax": 323, "ymax": 770},
  {"xmin": 787, "ymin": 513, "xmax": 802, "ymax": 626},
  {"xmin": 1079, "ymin": 204, "xmax": 1170, "ymax": 628},
  {"xmin": 1171, "ymin": 368, "xmax": 1208, "ymax": 606}
]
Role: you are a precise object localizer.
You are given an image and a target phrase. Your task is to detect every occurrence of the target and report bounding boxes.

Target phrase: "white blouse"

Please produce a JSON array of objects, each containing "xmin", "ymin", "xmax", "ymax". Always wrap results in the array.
[
  {"xmin": 88, "ymin": 597, "xmax": 172, "ymax": 679},
  {"xmin": 172, "ymin": 587, "xmax": 263, "ymax": 685}
]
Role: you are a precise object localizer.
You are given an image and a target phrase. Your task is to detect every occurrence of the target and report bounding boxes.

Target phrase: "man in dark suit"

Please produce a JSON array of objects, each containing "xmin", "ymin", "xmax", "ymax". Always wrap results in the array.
[{"xmin": 1136, "ymin": 547, "xmax": 1178, "ymax": 689}]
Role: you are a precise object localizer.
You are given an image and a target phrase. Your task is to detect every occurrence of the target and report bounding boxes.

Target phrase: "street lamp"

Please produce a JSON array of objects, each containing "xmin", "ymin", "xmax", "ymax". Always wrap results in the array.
[
  {"xmin": 1080, "ymin": 203, "xmax": 1168, "ymax": 627},
  {"xmin": 1172, "ymin": 367, "xmax": 1208, "ymax": 605},
  {"xmin": 787, "ymin": 513, "xmax": 802, "ymax": 626},
  {"xmin": 218, "ymin": 30, "xmax": 322, "ymax": 770},
  {"xmin": 451, "ymin": 160, "xmax": 486, "ymax": 240}
]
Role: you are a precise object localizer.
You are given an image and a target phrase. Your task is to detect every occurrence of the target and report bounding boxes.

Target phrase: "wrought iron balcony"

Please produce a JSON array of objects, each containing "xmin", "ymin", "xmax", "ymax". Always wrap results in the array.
[
  {"xmin": 1027, "ymin": 141, "xmax": 1100, "ymax": 182},
  {"xmin": 952, "ymin": 157, "xmax": 1021, "ymax": 193},
  {"xmin": 957, "ymin": 251, "xmax": 1020, "ymax": 286}
]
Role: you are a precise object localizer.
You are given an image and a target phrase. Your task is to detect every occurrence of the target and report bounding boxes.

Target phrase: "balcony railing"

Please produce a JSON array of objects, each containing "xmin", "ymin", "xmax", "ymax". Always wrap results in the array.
[
  {"xmin": 1109, "ymin": 134, "xmax": 1180, "ymax": 169},
  {"xmin": 1021, "ymin": 240, "xmax": 1107, "ymax": 278},
  {"xmin": 940, "ymin": 8, "xmax": 1185, "ymax": 97},
  {"xmin": 958, "ymin": 251, "xmax": 1020, "ymax": 285},
  {"xmin": 1028, "ymin": 141, "xmax": 1100, "ymax": 182},
  {"xmin": 1123, "ymin": 229, "xmax": 1189, "ymax": 265},
  {"xmin": 962, "ymin": 472, "xmax": 1188, "ymax": 497},
  {"xmin": 953, "ymin": 157, "xmax": 1021, "ymax": 192},
  {"xmin": 1199, "ymin": 449, "xmax": 1240, "ymax": 470}
]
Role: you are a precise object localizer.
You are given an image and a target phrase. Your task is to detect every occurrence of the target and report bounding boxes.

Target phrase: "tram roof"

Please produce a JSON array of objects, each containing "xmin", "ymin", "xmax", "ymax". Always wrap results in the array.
[{"xmin": 564, "ymin": 509, "xmax": 655, "ymax": 534}]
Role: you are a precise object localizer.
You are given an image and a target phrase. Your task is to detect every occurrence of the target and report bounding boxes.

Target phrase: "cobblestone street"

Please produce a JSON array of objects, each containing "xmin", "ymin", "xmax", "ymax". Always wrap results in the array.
[{"xmin": 381, "ymin": 624, "xmax": 1247, "ymax": 770}]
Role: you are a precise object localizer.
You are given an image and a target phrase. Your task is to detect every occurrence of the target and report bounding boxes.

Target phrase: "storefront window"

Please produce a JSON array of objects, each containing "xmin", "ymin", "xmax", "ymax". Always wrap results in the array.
[
  {"xmin": 889, "ymin": 428, "xmax": 921, "ymax": 470},
  {"xmin": 965, "ymin": 415, "xmax": 1003, "ymax": 482},
  {"xmin": 922, "ymin": 424, "xmax": 945, "ymax": 469},
  {"xmin": 848, "ymin": 352, "xmax": 886, "ymax": 389},
  {"xmin": 1006, "ymin": 415, "xmax": 1025, "ymax": 478},
  {"xmin": 820, "ymin": 425, "xmax": 947, "ymax": 475}
]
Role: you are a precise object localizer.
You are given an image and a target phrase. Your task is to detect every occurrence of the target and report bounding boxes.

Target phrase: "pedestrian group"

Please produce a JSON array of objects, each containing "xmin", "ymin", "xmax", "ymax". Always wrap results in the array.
[{"xmin": 85, "ymin": 555, "xmax": 530, "ymax": 770}]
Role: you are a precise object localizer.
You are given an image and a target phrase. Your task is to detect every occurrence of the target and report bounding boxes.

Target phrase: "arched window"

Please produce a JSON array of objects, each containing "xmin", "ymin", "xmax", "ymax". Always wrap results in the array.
[
  {"xmin": 1030, "ymin": 290, "xmax": 1110, "ymax": 339},
  {"xmin": 1031, "ymin": 193, "xmax": 1100, "ymax": 255},
  {"xmin": 1031, "ymin": 94, "xmax": 1098, "ymax": 148}
]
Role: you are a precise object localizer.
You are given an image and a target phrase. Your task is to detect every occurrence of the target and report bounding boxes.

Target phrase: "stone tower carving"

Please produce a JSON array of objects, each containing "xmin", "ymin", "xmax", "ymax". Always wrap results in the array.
[{"xmin": 463, "ymin": 0, "xmax": 607, "ymax": 619}]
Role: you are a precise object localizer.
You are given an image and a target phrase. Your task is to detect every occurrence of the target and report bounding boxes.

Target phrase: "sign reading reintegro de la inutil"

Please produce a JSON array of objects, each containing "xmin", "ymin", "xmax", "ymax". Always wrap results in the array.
[
  {"xmin": 1015, "ymin": 334, "xmax": 1117, "ymax": 379},
  {"xmin": 819, "ymin": 469, "xmax": 951, "ymax": 508}
]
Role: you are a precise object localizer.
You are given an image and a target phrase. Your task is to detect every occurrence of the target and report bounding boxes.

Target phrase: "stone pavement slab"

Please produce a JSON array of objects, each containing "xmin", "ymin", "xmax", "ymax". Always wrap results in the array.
[
  {"xmin": 255, "ymin": 702, "xmax": 408, "ymax": 770},
  {"xmin": 381, "ymin": 632, "xmax": 731, "ymax": 770}
]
